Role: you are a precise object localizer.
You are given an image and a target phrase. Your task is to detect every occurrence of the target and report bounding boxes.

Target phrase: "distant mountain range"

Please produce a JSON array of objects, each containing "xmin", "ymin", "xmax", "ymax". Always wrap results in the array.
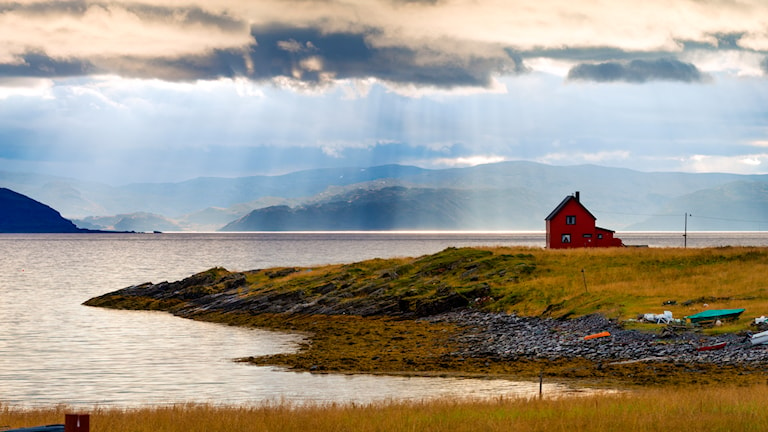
[
  {"xmin": 2, "ymin": 162, "xmax": 767, "ymax": 232},
  {"xmin": 220, "ymin": 186, "xmax": 545, "ymax": 231}
]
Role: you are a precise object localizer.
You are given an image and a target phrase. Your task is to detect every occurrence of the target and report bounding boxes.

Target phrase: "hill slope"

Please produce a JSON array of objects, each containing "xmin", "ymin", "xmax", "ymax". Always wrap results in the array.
[
  {"xmin": 220, "ymin": 186, "xmax": 547, "ymax": 231},
  {"xmin": 627, "ymin": 181, "xmax": 768, "ymax": 231},
  {"xmin": 0, "ymin": 188, "xmax": 84, "ymax": 233}
]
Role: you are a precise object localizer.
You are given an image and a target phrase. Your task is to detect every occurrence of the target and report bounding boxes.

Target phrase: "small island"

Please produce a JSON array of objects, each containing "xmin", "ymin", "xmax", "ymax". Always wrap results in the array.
[{"xmin": 85, "ymin": 246, "xmax": 768, "ymax": 387}]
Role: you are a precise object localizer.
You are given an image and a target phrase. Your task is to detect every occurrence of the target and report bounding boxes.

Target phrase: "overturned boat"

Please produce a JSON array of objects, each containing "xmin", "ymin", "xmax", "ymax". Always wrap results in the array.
[
  {"xmin": 750, "ymin": 330, "xmax": 768, "ymax": 346},
  {"xmin": 685, "ymin": 308, "xmax": 745, "ymax": 325}
]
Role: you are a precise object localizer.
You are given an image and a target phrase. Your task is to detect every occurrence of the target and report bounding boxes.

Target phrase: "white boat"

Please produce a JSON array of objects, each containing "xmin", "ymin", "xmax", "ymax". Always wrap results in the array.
[{"xmin": 750, "ymin": 330, "xmax": 768, "ymax": 345}]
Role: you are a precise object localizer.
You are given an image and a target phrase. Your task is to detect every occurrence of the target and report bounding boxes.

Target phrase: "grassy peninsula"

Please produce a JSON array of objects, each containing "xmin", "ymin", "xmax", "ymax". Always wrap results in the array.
[{"xmin": 83, "ymin": 246, "xmax": 768, "ymax": 387}]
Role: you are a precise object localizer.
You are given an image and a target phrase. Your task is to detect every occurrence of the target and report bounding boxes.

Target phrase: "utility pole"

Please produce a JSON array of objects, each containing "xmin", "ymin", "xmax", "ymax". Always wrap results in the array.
[{"xmin": 683, "ymin": 212, "xmax": 689, "ymax": 248}]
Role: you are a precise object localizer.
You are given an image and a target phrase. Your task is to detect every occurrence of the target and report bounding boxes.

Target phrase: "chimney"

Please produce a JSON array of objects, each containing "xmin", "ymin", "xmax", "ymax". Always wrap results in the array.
[{"xmin": 574, "ymin": 191, "xmax": 580, "ymax": 202}]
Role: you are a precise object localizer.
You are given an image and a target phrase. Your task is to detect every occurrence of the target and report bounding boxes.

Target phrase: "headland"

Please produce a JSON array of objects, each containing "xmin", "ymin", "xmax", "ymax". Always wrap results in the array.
[{"xmin": 84, "ymin": 246, "xmax": 768, "ymax": 387}]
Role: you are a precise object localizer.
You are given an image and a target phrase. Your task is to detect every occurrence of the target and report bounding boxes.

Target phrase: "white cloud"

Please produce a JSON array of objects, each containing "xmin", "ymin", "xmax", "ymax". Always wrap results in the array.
[
  {"xmin": 319, "ymin": 140, "xmax": 377, "ymax": 158},
  {"xmin": 0, "ymin": 3, "xmax": 253, "ymax": 63},
  {"xmin": 682, "ymin": 50, "xmax": 767, "ymax": 76},
  {"xmin": 385, "ymin": 78, "xmax": 508, "ymax": 98},
  {"xmin": 524, "ymin": 58, "xmax": 575, "ymax": 77},
  {"xmin": 86, "ymin": 75, "xmax": 264, "ymax": 98},
  {"xmin": 538, "ymin": 150, "xmax": 631, "ymax": 165},
  {"xmin": 233, "ymin": 78, "xmax": 265, "ymax": 98},
  {"xmin": 739, "ymin": 31, "xmax": 768, "ymax": 51},
  {"xmin": 338, "ymin": 78, "xmax": 376, "ymax": 99},
  {"xmin": 420, "ymin": 155, "xmax": 507, "ymax": 168},
  {"xmin": 277, "ymin": 39, "xmax": 317, "ymax": 53},
  {"xmin": 263, "ymin": 0, "xmax": 768, "ymax": 57},
  {"xmin": 682, "ymin": 154, "xmax": 768, "ymax": 174},
  {"xmin": 4, "ymin": 1, "xmax": 766, "ymax": 80},
  {"xmin": 0, "ymin": 78, "xmax": 53, "ymax": 99}
]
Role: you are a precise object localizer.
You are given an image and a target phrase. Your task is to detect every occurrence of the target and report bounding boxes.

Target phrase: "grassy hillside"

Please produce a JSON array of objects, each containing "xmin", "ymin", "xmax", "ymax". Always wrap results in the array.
[{"xmin": 120, "ymin": 245, "xmax": 768, "ymax": 327}]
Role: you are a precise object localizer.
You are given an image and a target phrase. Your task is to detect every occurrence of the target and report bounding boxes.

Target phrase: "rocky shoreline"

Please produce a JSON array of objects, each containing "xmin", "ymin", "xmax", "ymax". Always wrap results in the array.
[{"xmin": 429, "ymin": 310, "xmax": 768, "ymax": 367}]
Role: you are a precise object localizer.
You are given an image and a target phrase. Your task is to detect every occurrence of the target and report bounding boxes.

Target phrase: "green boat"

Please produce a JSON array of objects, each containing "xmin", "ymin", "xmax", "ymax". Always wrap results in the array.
[{"xmin": 685, "ymin": 308, "xmax": 745, "ymax": 324}]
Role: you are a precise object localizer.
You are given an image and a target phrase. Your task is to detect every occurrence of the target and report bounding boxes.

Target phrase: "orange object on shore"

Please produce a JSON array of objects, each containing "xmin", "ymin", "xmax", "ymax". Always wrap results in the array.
[{"xmin": 584, "ymin": 331, "xmax": 610, "ymax": 340}]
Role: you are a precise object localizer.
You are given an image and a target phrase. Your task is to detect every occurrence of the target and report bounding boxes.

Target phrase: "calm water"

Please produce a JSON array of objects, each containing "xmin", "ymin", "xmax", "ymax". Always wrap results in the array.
[{"xmin": 2, "ymin": 231, "xmax": 767, "ymax": 407}]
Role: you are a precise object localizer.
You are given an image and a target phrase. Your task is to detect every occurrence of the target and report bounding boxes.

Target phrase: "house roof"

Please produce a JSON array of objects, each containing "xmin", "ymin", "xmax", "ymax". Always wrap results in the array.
[{"xmin": 545, "ymin": 194, "xmax": 597, "ymax": 221}]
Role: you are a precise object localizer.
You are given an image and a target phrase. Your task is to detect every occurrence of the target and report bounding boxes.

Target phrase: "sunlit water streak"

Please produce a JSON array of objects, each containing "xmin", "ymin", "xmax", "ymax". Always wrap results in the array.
[{"xmin": 1, "ymin": 232, "xmax": 766, "ymax": 407}]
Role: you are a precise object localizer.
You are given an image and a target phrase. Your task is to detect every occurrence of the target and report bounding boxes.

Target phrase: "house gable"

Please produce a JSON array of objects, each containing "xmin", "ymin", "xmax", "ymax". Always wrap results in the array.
[{"xmin": 545, "ymin": 192, "xmax": 596, "ymax": 222}]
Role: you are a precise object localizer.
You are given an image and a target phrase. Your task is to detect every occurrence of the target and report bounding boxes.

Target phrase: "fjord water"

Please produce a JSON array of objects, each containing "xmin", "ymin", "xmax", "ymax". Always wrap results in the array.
[{"xmin": 2, "ymin": 232, "xmax": 767, "ymax": 407}]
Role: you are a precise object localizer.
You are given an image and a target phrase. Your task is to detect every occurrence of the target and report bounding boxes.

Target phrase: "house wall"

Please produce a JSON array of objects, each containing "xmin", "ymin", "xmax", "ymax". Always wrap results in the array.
[
  {"xmin": 546, "ymin": 199, "xmax": 597, "ymax": 249},
  {"xmin": 595, "ymin": 227, "xmax": 624, "ymax": 247}
]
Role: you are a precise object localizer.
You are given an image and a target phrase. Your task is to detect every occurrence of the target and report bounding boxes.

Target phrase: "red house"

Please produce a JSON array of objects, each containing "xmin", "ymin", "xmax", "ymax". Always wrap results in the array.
[{"xmin": 545, "ymin": 191, "xmax": 623, "ymax": 249}]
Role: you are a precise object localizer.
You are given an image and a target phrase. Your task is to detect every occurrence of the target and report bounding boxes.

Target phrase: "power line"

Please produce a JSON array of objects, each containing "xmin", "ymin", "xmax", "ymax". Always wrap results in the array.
[
  {"xmin": 595, "ymin": 210, "xmax": 678, "ymax": 217},
  {"xmin": 687, "ymin": 214, "xmax": 766, "ymax": 224},
  {"xmin": 594, "ymin": 209, "xmax": 766, "ymax": 225}
]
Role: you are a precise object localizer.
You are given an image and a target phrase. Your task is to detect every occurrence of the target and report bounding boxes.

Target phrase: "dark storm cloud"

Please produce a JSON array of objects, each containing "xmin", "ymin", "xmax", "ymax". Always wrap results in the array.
[
  {"xmin": 711, "ymin": 33, "xmax": 744, "ymax": 50},
  {"xmin": 74, "ymin": 25, "xmax": 525, "ymax": 86},
  {"xmin": 0, "ymin": 50, "xmax": 250, "ymax": 82},
  {"xmin": 0, "ymin": 52, "xmax": 93, "ymax": 78},
  {"xmin": 1, "ymin": 3, "xmax": 749, "ymax": 88},
  {"xmin": 0, "ymin": 9, "xmax": 525, "ymax": 88},
  {"xmin": 245, "ymin": 26, "xmax": 526, "ymax": 87},
  {"xmin": 678, "ymin": 32, "xmax": 746, "ymax": 51},
  {"xmin": 566, "ymin": 58, "xmax": 706, "ymax": 83}
]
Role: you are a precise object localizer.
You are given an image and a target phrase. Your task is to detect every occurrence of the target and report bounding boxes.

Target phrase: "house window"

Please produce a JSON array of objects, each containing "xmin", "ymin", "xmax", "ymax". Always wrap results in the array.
[
  {"xmin": 597, "ymin": 234, "xmax": 603, "ymax": 239},
  {"xmin": 561, "ymin": 234, "xmax": 571, "ymax": 243},
  {"xmin": 583, "ymin": 233, "xmax": 592, "ymax": 238},
  {"xmin": 565, "ymin": 215, "xmax": 576, "ymax": 225}
]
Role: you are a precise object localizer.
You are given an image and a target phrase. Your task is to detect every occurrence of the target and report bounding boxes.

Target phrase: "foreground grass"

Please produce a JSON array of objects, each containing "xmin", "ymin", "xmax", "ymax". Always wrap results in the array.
[{"xmin": 5, "ymin": 385, "xmax": 768, "ymax": 432}]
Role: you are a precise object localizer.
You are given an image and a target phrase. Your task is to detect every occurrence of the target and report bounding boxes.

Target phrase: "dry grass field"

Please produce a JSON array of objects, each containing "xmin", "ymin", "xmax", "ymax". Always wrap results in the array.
[{"xmin": 4, "ymin": 385, "xmax": 768, "ymax": 432}]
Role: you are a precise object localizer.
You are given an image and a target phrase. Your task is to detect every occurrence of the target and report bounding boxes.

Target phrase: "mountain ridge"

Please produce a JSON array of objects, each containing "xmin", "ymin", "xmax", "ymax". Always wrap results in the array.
[{"xmin": 2, "ymin": 162, "xmax": 767, "ymax": 231}]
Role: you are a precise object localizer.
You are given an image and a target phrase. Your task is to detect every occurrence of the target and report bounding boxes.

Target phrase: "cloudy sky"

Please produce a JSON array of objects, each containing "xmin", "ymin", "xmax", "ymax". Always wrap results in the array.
[{"xmin": 1, "ymin": 0, "xmax": 767, "ymax": 184}]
